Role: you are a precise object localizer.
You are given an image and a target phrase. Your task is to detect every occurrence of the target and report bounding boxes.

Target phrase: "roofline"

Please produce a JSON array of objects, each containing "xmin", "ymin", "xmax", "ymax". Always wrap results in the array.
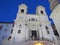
[{"xmin": 0, "ymin": 22, "xmax": 14, "ymax": 23}]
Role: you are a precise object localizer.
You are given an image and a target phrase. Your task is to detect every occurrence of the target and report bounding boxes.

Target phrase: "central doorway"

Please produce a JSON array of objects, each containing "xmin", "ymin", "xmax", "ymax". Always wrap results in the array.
[
  {"xmin": 31, "ymin": 30, "xmax": 38, "ymax": 40},
  {"xmin": 29, "ymin": 30, "xmax": 39, "ymax": 40},
  {"xmin": 31, "ymin": 30, "xmax": 37, "ymax": 38}
]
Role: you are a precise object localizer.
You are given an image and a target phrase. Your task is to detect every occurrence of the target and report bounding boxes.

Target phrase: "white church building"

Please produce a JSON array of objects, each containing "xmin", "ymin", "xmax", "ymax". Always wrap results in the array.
[{"xmin": 11, "ymin": 4, "xmax": 57, "ymax": 42}]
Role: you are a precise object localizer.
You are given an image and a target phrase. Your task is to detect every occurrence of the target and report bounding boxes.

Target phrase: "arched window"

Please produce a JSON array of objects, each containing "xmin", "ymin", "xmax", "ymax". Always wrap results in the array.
[
  {"xmin": 41, "ymin": 11, "xmax": 43, "ymax": 14},
  {"xmin": 8, "ymin": 36, "xmax": 11, "ymax": 40},
  {"xmin": 21, "ymin": 9, "xmax": 24, "ymax": 13}
]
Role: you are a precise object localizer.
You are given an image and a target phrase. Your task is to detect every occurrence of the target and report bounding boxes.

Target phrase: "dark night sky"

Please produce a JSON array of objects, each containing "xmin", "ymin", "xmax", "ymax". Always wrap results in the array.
[{"xmin": 0, "ymin": 0, "xmax": 54, "ymax": 24}]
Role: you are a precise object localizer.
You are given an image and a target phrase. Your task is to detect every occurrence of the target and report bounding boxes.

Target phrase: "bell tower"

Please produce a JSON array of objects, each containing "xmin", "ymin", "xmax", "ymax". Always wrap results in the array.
[
  {"xmin": 36, "ymin": 6, "xmax": 47, "ymax": 15},
  {"xmin": 18, "ymin": 4, "xmax": 27, "ymax": 14}
]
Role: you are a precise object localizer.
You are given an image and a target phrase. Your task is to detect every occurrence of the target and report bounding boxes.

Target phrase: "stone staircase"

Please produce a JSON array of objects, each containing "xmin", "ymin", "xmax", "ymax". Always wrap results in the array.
[
  {"xmin": 0, "ymin": 37, "xmax": 59, "ymax": 45},
  {"xmin": 1, "ymin": 40, "xmax": 58, "ymax": 45}
]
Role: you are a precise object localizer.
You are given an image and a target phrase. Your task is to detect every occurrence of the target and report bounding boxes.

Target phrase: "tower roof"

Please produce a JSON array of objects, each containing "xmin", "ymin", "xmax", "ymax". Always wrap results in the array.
[
  {"xmin": 36, "ymin": 5, "xmax": 45, "ymax": 9},
  {"xmin": 18, "ymin": 4, "xmax": 27, "ymax": 8}
]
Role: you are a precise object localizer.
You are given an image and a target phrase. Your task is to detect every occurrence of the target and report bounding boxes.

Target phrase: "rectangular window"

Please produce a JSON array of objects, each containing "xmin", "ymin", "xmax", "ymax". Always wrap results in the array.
[
  {"xmin": 0, "ymin": 25, "xmax": 2, "ymax": 30},
  {"xmin": 5, "ymin": 29, "xmax": 7, "ymax": 31},
  {"xmin": 11, "ymin": 29, "xmax": 13, "ymax": 34},
  {"xmin": 12, "ymin": 24, "xmax": 14, "ymax": 27},
  {"xmin": 45, "ymin": 26, "xmax": 50, "ymax": 34}
]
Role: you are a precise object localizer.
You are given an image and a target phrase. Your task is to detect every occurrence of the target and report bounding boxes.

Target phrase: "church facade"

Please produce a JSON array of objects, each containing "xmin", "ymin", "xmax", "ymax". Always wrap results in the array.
[{"xmin": 11, "ymin": 4, "xmax": 56, "ymax": 42}]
